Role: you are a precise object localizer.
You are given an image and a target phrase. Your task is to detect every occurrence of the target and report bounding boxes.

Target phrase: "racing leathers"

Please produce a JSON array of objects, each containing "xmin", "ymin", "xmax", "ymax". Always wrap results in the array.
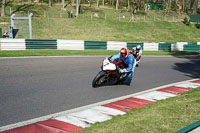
[{"xmin": 111, "ymin": 53, "xmax": 136, "ymax": 85}]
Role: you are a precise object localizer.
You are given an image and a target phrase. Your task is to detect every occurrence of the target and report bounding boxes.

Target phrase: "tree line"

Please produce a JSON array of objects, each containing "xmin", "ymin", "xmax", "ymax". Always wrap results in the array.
[{"xmin": 1, "ymin": 0, "xmax": 200, "ymax": 17}]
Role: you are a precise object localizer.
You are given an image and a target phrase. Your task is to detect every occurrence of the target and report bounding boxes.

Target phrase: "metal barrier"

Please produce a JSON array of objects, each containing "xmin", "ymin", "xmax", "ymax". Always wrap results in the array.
[
  {"xmin": 0, "ymin": 39, "xmax": 199, "ymax": 52},
  {"xmin": 25, "ymin": 39, "xmax": 57, "ymax": 49}
]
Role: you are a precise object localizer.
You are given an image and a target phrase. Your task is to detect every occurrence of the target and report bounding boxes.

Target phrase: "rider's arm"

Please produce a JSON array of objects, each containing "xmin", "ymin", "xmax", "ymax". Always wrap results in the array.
[
  {"xmin": 125, "ymin": 56, "xmax": 136, "ymax": 72},
  {"xmin": 110, "ymin": 54, "xmax": 120, "ymax": 61}
]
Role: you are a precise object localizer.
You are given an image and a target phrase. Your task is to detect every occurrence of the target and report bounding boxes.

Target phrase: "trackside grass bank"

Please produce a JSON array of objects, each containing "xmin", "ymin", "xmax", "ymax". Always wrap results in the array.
[
  {"xmin": 0, "ymin": 50, "xmax": 198, "ymax": 57},
  {"xmin": 0, "ymin": 3, "xmax": 200, "ymax": 42},
  {"xmin": 78, "ymin": 87, "xmax": 200, "ymax": 133}
]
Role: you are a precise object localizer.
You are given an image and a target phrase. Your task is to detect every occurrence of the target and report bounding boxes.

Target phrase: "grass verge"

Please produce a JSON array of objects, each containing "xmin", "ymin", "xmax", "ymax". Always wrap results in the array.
[
  {"xmin": 1, "ymin": 2, "xmax": 200, "ymax": 42},
  {"xmin": 0, "ymin": 50, "xmax": 198, "ymax": 57},
  {"xmin": 78, "ymin": 87, "xmax": 200, "ymax": 133}
]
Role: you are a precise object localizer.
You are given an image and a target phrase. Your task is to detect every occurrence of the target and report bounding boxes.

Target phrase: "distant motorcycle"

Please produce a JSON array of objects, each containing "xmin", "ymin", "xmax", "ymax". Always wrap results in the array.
[
  {"xmin": 135, "ymin": 54, "xmax": 141, "ymax": 67},
  {"xmin": 92, "ymin": 57, "xmax": 127, "ymax": 88},
  {"xmin": 129, "ymin": 48, "xmax": 142, "ymax": 67}
]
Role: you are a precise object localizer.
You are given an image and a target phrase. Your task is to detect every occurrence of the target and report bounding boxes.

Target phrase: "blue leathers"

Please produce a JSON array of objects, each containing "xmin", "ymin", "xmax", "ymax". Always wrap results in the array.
[{"xmin": 111, "ymin": 53, "xmax": 136, "ymax": 80}]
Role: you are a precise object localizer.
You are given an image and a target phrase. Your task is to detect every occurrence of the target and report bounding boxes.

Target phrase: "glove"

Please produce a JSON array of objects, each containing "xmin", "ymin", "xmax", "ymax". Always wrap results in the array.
[{"xmin": 120, "ymin": 69, "xmax": 127, "ymax": 73}]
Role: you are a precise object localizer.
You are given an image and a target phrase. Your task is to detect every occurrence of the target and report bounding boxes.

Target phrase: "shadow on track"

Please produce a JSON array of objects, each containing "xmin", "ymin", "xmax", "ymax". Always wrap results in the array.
[
  {"xmin": 171, "ymin": 52, "xmax": 200, "ymax": 78},
  {"xmin": 93, "ymin": 81, "xmax": 129, "ymax": 88}
]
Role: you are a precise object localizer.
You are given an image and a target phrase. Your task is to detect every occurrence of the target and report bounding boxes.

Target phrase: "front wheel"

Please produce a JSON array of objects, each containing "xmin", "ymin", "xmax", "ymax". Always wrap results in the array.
[
  {"xmin": 136, "ymin": 62, "xmax": 139, "ymax": 67},
  {"xmin": 92, "ymin": 71, "xmax": 107, "ymax": 88}
]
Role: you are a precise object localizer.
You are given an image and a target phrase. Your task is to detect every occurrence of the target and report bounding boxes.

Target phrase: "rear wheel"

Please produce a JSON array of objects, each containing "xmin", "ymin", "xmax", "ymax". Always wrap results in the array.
[{"xmin": 92, "ymin": 71, "xmax": 107, "ymax": 88}]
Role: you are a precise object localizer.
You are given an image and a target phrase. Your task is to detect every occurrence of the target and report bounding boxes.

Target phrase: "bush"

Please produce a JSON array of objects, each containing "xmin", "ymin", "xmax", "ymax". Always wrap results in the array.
[
  {"xmin": 195, "ymin": 23, "xmax": 200, "ymax": 29},
  {"xmin": 183, "ymin": 17, "xmax": 190, "ymax": 26}
]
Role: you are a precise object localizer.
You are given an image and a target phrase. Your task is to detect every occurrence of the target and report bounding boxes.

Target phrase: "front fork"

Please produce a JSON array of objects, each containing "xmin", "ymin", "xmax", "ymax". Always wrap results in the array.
[{"xmin": 100, "ymin": 72, "xmax": 109, "ymax": 84}]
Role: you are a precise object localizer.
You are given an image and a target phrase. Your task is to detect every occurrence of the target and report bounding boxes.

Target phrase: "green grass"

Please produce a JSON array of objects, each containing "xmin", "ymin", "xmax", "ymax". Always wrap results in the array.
[
  {"xmin": 1, "ymin": 2, "xmax": 200, "ymax": 42},
  {"xmin": 78, "ymin": 87, "xmax": 200, "ymax": 133},
  {"xmin": 0, "ymin": 50, "xmax": 198, "ymax": 57}
]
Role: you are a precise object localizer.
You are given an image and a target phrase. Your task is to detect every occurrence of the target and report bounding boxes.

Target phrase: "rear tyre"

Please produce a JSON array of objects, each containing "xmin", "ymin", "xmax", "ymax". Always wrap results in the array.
[{"xmin": 92, "ymin": 71, "xmax": 107, "ymax": 88}]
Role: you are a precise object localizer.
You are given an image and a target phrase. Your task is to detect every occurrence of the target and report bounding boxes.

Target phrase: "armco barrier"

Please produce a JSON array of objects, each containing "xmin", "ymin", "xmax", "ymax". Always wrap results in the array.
[
  {"xmin": 57, "ymin": 40, "xmax": 84, "ymax": 50},
  {"xmin": 107, "ymin": 41, "xmax": 127, "ymax": 50},
  {"xmin": 25, "ymin": 39, "xmax": 57, "ymax": 49},
  {"xmin": 184, "ymin": 42, "xmax": 200, "ymax": 52},
  {"xmin": 159, "ymin": 43, "xmax": 172, "ymax": 51},
  {"xmin": 127, "ymin": 42, "xmax": 143, "ymax": 49},
  {"xmin": 0, "ymin": 39, "xmax": 1, "ymax": 50},
  {"xmin": 0, "ymin": 39, "xmax": 26, "ymax": 50},
  {"xmin": 171, "ymin": 42, "xmax": 187, "ymax": 51},
  {"xmin": 84, "ymin": 41, "xmax": 107, "ymax": 50},
  {"xmin": 143, "ymin": 42, "xmax": 159, "ymax": 51},
  {"xmin": 175, "ymin": 120, "xmax": 200, "ymax": 133},
  {"xmin": 0, "ymin": 39, "xmax": 200, "ymax": 52}
]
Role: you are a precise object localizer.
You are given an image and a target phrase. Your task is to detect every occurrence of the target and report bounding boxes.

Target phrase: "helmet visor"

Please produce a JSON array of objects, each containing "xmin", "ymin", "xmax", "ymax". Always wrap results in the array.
[{"xmin": 121, "ymin": 52, "xmax": 127, "ymax": 58}]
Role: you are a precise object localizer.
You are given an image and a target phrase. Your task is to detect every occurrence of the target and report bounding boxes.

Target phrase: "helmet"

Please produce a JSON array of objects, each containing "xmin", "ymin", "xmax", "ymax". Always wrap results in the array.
[
  {"xmin": 120, "ymin": 47, "xmax": 129, "ymax": 59},
  {"xmin": 136, "ymin": 45, "xmax": 141, "ymax": 51},
  {"xmin": 129, "ymin": 48, "xmax": 137, "ymax": 57},
  {"xmin": 129, "ymin": 48, "xmax": 135, "ymax": 54}
]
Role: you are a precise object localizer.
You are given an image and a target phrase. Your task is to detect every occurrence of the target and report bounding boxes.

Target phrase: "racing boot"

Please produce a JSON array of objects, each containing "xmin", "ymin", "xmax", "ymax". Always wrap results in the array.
[{"xmin": 122, "ymin": 77, "xmax": 132, "ymax": 86}]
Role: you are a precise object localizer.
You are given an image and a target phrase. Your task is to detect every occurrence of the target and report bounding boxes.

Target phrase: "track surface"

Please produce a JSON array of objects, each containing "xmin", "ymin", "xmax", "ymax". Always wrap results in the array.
[{"xmin": 0, "ymin": 55, "xmax": 200, "ymax": 127}]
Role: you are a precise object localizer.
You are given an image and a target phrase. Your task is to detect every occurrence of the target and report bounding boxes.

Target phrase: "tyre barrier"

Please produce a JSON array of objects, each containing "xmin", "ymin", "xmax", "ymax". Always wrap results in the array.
[{"xmin": 0, "ymin": 39, "xmax": 200, "ymax": 52}]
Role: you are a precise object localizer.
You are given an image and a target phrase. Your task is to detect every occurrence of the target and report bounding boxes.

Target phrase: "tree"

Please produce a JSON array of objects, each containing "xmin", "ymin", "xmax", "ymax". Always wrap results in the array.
[
  {"xmin": 190, "ymin": 0, "xmax": 198, "ymax": 13},
  {"xmin": 49, "ymin": 0, "xmax": 52, "ymax": 7},
  {"xmin": 97, "ymin": 0, "xmax": 100, "ymax": 8},
  {"xmin": 116, "ymin": 0, "xmax": 119, "ymax": 10},
  {"xmin": 1, "ymin": 0, "xmax": 6, "ymax": 17},
  {"xmin": 76, "ymin": 0, "xmax": 79, "ymax": 17},
  {"xmin": 62, "ymin": 0, "xmax": 65, "ymax": 9},
  {"xmin": 127, "ymin": 0, "xmax": 130, "ymax": 10},
  {"xmin": 102, "ymin": 0, "xmax": 105, "ymax": 6},
  {"xmin": 88, "ymin": 0, "xmax": 91, "ymax": 7},
  {"xmin": 165, "ymin": 0, "xmax": 172, "ymax": 13}
]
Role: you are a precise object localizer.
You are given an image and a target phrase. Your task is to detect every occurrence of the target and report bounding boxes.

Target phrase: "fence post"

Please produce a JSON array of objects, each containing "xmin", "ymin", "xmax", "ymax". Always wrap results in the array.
[
  {"xmin": 11, "ymin": 14, "xmax": 15, "ymax": 27},
  {"xmin": 29, "ymin": 13, "xmax": 33, "ymax": 39}
]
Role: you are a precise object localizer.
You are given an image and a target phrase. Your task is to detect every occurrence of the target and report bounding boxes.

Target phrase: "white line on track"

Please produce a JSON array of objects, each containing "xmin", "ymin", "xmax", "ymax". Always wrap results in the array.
[{"xmin": 0, "ymin": 78, "xmax": 199, "ymax": 132}]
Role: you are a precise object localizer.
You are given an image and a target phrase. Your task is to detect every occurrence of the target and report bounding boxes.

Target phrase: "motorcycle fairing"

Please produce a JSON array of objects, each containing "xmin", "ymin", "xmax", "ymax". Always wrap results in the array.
[{"xmin": 103, "ymin": 59, "xmax": 116, "ymax": 71}]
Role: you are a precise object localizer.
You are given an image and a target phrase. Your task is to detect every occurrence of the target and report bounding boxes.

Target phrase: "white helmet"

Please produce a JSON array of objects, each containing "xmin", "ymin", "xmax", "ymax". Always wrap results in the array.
[{"xmin": 136, "ymin": 45, "xmax": 141, "ymax": 51}]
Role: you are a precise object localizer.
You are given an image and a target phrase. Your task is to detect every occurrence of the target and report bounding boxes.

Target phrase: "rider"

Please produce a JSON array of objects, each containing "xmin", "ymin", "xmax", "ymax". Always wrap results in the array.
[
  {"xmin": 130, "ymin": 45, "xmax": 142, "ymax": 59},
  {"xmin": 129, "ymin": 45, "xmax": 142, "ymax": 66},
  {"xmin": 135, "ymin": 45, "xmax": 142, "ymax": 60},
  {"xmin": 110, "ymin": 47, "xmax": 136, "ymax": 85}
]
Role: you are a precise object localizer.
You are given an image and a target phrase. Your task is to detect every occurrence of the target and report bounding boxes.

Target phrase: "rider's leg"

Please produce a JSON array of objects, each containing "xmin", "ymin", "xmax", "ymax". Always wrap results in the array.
[
  {"xmin": 122, "ymin": 63, "xmax": 136, "ymax": 85},
  {"xmin": 122, "ymin": 73, "xmax": 132, "ymax": 85}
]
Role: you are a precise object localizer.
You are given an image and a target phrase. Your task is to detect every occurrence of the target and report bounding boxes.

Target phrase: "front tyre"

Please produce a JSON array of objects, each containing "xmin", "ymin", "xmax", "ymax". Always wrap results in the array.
[
  {"xmin": 92, "ymin": 71, "xmax": 107, "ymax": 88},
  {"xmin": 136, "ymin": 62, "xmax": 139, "ymax": 67}
]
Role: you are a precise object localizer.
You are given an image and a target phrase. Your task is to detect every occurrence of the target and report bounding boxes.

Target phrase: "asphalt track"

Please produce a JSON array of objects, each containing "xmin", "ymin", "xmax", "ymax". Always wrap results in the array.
[{"xmin": 0, "ymin": 55, "xmax": 200, "ymax": 127}]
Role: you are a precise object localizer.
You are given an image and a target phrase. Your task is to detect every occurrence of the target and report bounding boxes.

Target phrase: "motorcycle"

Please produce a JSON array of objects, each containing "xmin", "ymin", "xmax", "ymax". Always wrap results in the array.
[
  {"xmin": 135, "ymin": 54, "xmax": 141, "ymax": 67},
  {"xmin": 92, "ymin": 57, "xmax": 127, "ymax": 88},
  {"xmin": 129, "ymin": 48, "xmax": 142, "ymax": 67}
]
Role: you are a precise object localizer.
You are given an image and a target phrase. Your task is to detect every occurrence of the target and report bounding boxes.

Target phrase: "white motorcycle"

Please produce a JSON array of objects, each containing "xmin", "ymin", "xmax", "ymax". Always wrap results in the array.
[{"xmin": 92, "ymin": 57, "xmax": 126, "ymax": 88}]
